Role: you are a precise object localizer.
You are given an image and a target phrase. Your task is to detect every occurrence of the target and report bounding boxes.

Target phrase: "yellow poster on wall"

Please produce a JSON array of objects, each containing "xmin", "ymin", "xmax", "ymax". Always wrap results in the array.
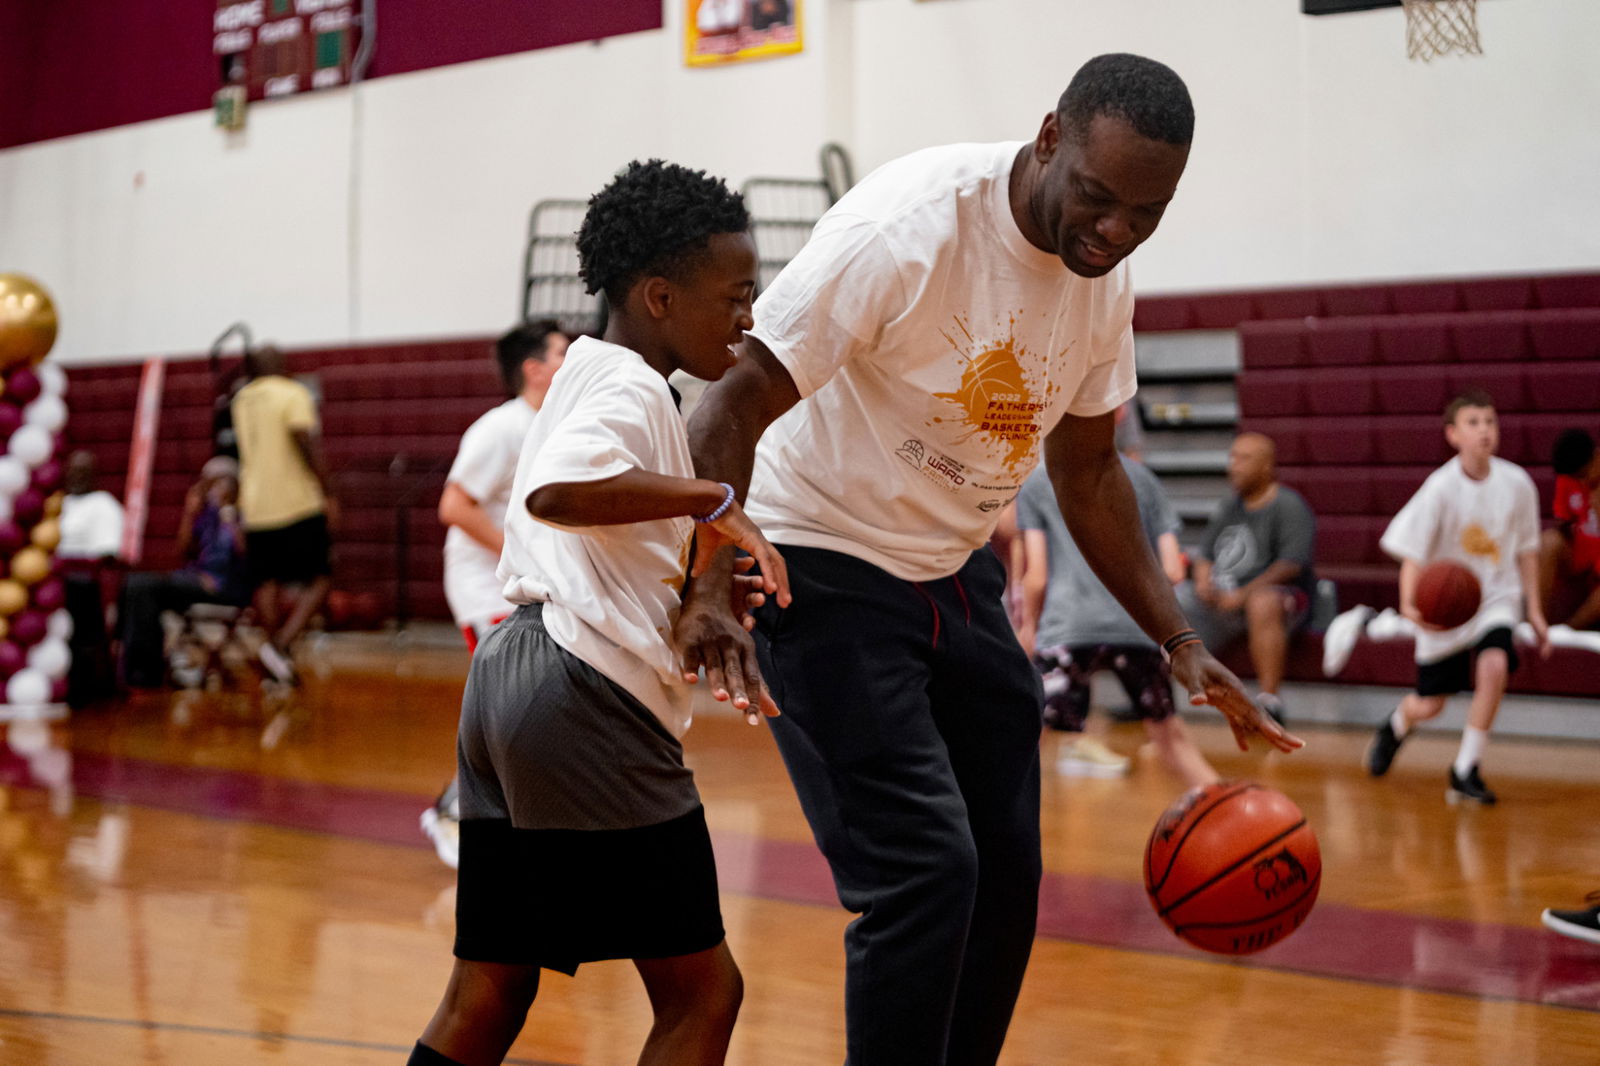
[{"xmin": 685, "ymin": 0, "xmax": 803, "ymax": 67}]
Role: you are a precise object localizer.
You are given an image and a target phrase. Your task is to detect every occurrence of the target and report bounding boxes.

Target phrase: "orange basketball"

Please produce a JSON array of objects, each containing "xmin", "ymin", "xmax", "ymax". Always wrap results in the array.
[
  {"xmin": 1144, "ymin": 780, "xmax": 1321, "ymax": 955},
  {"xmin": 1414, "ymin": 559, "xmax": 1481, "ymax": 629}
]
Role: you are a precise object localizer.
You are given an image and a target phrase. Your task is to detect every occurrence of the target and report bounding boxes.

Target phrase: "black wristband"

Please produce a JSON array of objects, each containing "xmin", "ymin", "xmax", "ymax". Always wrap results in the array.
[{"xmin": 1161, "ymin": 628, "xmax": 1202, "ymax": 660}]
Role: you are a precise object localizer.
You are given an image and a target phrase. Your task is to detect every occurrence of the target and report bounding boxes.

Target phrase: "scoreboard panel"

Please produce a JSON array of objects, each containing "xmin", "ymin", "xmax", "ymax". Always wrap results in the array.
[{"xmin": 214, "ymin": 0, "xmax": 363, "ymax": 102}]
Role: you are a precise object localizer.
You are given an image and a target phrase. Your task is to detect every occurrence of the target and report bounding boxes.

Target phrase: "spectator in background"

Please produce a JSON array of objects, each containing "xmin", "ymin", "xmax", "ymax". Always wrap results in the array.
[
  {"xmin": 231, "ymin": 345, "xmax": 336, "ymax": 685},
  {"xmin": 117, "ymin": 457, "xmax": 249, "ymax": 688},
  {"xmin": 1178, "ymin": 431, "xmax": 1317, "ymax": 726},
  {"xmin": 57, "ymin": 450, "xmax": 125, "ymax": 562},
  {"xmin": 1541, "ymin": 428, "xmax": 1600, "ymax": 631},
  {"xmin": 420, "ymin": 320, "xmax": 569, "ymax": 870},
  {"xmin": 57, "ymin": 451, "xmax": 126, "ymax": 706},
  {"xmin": 1016, "ymin": 456, "xmax": 1219, "ymax": 787}
]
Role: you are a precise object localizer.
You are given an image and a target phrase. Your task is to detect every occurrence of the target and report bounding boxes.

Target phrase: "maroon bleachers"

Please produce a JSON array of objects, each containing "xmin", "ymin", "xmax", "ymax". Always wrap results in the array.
[
  {"xmin": 1223, "ymin": 276, "xmax": 1600, "ymax": 696},
  {"xmin": 64, "ymin": 335, "xmax": 504, "ymax": 623},
  {"xmin": 1134, "ymin": 272, "xmax": 1600, "ymax": 333}
]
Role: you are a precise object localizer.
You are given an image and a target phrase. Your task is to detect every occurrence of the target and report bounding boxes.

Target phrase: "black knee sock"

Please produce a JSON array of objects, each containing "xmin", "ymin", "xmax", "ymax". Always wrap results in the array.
[{"xmin": 407, "ymin": 1042, "xmax": 467, "ymax": 1066}]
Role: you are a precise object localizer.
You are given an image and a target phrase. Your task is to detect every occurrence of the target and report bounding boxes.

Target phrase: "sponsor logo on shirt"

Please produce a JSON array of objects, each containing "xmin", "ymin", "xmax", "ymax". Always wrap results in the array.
[{"xmin": 896, "ymin": 437, "xmax": 967, "ymax": 491}]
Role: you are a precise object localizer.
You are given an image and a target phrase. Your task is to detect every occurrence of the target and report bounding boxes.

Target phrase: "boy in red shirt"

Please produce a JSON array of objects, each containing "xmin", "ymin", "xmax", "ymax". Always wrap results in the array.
[{"xmin": 1541, "ymin": 428, "xmax": 1600, "ymax": 630}]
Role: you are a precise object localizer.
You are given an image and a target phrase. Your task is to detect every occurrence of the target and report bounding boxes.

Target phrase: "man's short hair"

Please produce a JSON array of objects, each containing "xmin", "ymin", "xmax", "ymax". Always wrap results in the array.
[
  {"xmin": 576, "ymin": 159, "xmax": 749, "ymax": 309},
  {"xmin": 496, "ymin": 319, "xmax": 563, "ymax": 396},
  {"xmin": 1444, "ymin": 388, "xmax": 1496, "ymax": 425},
  {"xmin": 1552, "ymin": 428, "xmax": 1597, "ymax": 476},
  {"xmin": 1058, "ymin": 53, "xmax": 1194, "ymax": 146}
]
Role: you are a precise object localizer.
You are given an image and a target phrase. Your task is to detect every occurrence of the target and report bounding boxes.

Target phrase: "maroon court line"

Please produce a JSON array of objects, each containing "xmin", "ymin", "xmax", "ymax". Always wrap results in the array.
[{"xmin": 17, "ymin": 750, "xmax": 1600, "ymax": 1013}]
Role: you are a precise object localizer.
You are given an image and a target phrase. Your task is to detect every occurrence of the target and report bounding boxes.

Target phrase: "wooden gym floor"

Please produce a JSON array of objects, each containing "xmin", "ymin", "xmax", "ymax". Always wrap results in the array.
[{"xmin": 0, "ymin": 636, "xmax": 1595, "ymax": 1065}]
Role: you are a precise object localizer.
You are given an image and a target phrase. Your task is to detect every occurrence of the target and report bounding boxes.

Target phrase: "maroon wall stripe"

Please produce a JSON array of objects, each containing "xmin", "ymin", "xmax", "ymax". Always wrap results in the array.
[{"xmin": 0, "ymin": 0, "xmax": 663, "ymax": 151}]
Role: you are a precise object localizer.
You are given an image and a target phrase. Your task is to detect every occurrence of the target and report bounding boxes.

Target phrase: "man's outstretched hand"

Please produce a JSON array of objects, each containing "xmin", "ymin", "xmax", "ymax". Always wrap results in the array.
[
  {"xmin": 1169, "ymin": 643, "xmax": 1304, "ymax": 753},
  {"xmin": 676, "ymin": 561, "xmax": 780, "ymax": 726}
]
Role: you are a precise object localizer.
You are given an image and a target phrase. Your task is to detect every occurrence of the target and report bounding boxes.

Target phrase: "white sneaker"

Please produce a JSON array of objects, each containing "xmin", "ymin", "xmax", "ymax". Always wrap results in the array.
[
  {"xmin": 420, "ymin": 806, "xmax": 460, "ymax": 870},
  {"xmin": 1322, "ymin": 605, "xmax": 1374, "ymax": 676},
  {"xmin": 257, "ymin": 642, "xmax": 299, "ymax": 686},
  {"xmin": 1056, "ymin": 736, "xmax": 1131, "ymax": 777},
  {"xmin": 1365, "ymin": 607, "xmax": 1415, "ymax": 641},
  {"xmin": 1548, "ymin": 624, "xmax": 1600, "ymax": 653}
]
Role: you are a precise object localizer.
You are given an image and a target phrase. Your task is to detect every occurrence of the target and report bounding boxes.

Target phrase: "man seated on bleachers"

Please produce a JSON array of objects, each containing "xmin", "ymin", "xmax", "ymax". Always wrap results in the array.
[
  {"xmin": 56, "ymin": 451, "xmax": 126, "ymax": 706},
  {"xmin": 1542, "ymin": 428, "xmax": 1600, "ymax": 632},
  {"xmin": 1178, "ymin": 431, "xmax": 1317, "ymax": 725},
  {"xmin": 117, "ymin": 457, "xmax": 250, "ymax": 688}
]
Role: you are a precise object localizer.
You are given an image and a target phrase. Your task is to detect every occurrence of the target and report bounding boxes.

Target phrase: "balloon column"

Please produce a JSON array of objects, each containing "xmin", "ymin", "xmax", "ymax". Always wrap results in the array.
[{"xmin": 0, "ymin": 274, "xmax": 71, "ymax": 720}]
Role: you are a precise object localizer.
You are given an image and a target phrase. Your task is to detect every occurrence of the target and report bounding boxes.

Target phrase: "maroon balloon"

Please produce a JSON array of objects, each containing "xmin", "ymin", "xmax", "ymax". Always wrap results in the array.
[
  {"xmin": 0, "ymin": 522, "xmax": 23, "ymax": 556},
  {"xmin": 0, "ymin": 405, "xmax": 20, "ymax": 442},
  {"xmin": 9, "ymin": 611, "xmax": 46, "ymax": 647},
  {"xmin": 30, "ymin": 459, "xmax": 62, "ymax": 494},
  {"xmin": 0, "ymin": 641, "xmax": 23, "ymax": 679},
  {"xmin": 5, "ymin": 368, "xmax": 41, "ymax": 406},
  {"xmin": 11, "ymin": 489, "xmax": 42, "ymax": 528},
  {"xmin": 32, "ymin": 578, "xmax": 64, "ymax": 613},
  {"xmin": 49, "ymin": 678, "xmax": 68, "ymax": 703}
]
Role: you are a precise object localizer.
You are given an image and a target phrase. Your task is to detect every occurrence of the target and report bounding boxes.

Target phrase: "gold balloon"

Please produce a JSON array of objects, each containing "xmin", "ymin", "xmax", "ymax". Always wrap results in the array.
[
  {"xmin": 43, "ymin": 492, "xmax": 63, "ymax": 518},
  {"xmin": 10, "ymin": 546, "xmax": 50, "ymax": 586},
  {"xmin": 0, "ymin": 274, "xmax": 59, "ymax": 369},
  {"xmin": 29, "ymin": 520, "xmax": 59, "ymax": 552},
  {"xmin": 0, "ymin": 616, "xmax": 9, "ymax": 641},
  {"xmin": 0, "ymin": 580, "xmax": 26, "ymax": 616}
]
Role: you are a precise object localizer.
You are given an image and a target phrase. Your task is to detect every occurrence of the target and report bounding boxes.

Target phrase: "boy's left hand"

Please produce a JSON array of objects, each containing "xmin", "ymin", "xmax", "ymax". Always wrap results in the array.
[{"xmin": 1530, "ymin": 615, "xmax": 1552, "ymax": 658}]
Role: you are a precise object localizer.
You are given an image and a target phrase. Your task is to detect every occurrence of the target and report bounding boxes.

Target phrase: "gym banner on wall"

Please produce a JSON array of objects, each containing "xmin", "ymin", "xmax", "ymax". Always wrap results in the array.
[{"xmin": 685, "ymin": 0, "xmax": 802, "ymax": 67}]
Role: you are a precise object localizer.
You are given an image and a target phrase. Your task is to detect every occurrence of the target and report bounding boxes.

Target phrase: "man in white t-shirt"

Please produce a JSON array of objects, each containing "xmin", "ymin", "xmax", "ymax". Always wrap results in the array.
[
  {"xmin": 1366, "ymin": 389, "xmax": 1550, "ymax": 804},
  {"xmin": 420, "ymin": 321, "xmax": 569, "ymax": 869},
  {"xmin": 675, "ymin": 54, "xmax": 1301, "ymax": 1066}
]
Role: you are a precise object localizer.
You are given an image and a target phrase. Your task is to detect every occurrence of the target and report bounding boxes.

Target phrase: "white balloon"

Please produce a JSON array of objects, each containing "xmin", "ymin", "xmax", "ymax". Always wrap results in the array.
[
  {"xmin": 0, "ymin": 457, "xmax": 26, "ymax": 497},
  {"xmin": 47, "ymin": 609, "xmax": 73, "ymax": 641},
  {"xmin": 36, "ymin": 363, "xmax": 68, "ymax": 399},
  {"xmin": 8, "ymin": 424, "xmax": 52, "ymax": 468},
  {"xmin": 26, "ymin": 637, "xmax": 70, "ymax": 681},
  {"xmin": 6, "ymin": 667, "xmax": 51, "ymax": 707},
  {"xmin": 23, "ymin": 395, "xmax": 67, "ymax": 434}
]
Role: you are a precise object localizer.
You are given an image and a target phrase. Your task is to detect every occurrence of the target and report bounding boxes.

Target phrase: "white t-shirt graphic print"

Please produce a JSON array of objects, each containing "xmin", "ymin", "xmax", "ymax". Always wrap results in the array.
[
  {"xmin": 745, "ymin": 141, "xmax": 1137, "ymax": 581},
  {"xmin": 499, "ymin": 337, "xmax": 697, "ymax": 735}
]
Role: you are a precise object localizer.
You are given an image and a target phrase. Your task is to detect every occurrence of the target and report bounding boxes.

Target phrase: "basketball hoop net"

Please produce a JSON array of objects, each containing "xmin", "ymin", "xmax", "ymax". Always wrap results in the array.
[{"xmin": 1402, "ymin": 0, "xmax": 1482, "ymax": 61}]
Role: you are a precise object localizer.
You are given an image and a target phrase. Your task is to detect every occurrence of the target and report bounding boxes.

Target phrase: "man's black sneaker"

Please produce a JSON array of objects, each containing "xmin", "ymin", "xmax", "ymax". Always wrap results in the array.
[
  {"xmin": 1447, "ymin": 764, "xmax": 1497, "ymax": 805},
  {"xmin": 1257, "ymin": 694, "xmax": 1287, "ymax": 729},
  {"xmin": 1366, "ymin": 721, "xmax": 1405, "ymax": 777},
  {"xmin": 1541, "ymin": 892, "xmax": 1600, "ymax": 945}
]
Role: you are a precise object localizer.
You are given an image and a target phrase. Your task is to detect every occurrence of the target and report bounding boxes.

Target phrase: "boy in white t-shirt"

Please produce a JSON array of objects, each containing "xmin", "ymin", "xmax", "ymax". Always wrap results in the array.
[
  {"xmin": 674, "ymin": 54, "xmax": 1299, "ymax": 1066},
  {"xmin": 419, "ymin": 320, "xmax": 569, "ymax": 869},
  {"xmin": 1366, "ymin": 389, "xmax": 1550, "ymax": 804},
  {"xmin": 408, "ymin": 160, "xmax": 790, "ymax": 1066}
]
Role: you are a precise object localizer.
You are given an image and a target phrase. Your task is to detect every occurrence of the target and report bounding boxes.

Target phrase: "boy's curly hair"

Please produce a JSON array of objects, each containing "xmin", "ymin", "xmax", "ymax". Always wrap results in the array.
[{"xmin": 577, "ymin": 160, "xmax": 750, "ymax": 307}]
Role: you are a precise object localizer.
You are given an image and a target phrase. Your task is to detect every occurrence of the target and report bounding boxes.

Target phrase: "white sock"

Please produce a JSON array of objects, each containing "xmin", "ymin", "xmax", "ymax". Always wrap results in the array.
[
  {"xmin": 1454, "ymin": 727, "xmax": 1490, "ymax": 777},
  {"xmin": 1390, "ymin": 706, "xmax": 1411, "ymax": 739}
]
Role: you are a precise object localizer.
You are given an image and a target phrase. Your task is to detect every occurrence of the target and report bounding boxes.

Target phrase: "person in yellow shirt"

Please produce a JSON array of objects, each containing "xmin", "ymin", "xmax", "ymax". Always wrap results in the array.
[{"xmin": 231, "ymin": 345, "xmax": 335, "ymax": 684}]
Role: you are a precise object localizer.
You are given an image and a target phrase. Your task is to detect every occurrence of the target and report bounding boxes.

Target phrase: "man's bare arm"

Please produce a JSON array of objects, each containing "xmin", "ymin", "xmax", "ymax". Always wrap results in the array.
[{"xmin": 676, "ymin": 336, "xmax": 803, "ymax": 715}]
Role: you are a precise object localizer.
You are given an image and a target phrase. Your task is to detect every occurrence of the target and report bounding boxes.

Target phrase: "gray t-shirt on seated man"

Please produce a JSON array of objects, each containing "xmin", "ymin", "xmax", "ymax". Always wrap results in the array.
[
  {"xmin": 1015, "ymin": 457, "xmax": 1180, "ymax": 649},
  {"xmin": 1197, "ymin": 487, "xmax": 1317, "ymax": 595}
]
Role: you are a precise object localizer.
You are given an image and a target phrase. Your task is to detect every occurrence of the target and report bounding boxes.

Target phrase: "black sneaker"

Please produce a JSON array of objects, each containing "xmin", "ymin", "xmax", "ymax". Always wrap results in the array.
[
  {"xmin": 1447, "ymin": 764, "xmax": 1497, "ymax": 805},
  {"xmin": 1541, "ymin": 892, "xmax": 1600, "ymax": 946},
  {"xmin": 1256, "ymin": 693, "xmax": 1287, "ymax": 729},
  {"xmin": 1366, "ymin": 721, "xmax": 1405, "ymax": 777}
]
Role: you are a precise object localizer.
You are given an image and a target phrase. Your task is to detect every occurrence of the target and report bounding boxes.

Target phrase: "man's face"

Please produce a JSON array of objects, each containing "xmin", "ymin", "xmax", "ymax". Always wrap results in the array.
[
  {"xmin": 1227, "ymin": 436, "xmax": 1274, "ymax": 495},
  {"xmin": 662, "ymin": 231, "xmax": 758, "ymax": 382},
  {"xmin": 1032, "ymin": 112, "xmax": 1189, "ymax": 278},
  {"xmin": 1445, "ymin": 405, "xmax": 1498, "ymax": 463}
]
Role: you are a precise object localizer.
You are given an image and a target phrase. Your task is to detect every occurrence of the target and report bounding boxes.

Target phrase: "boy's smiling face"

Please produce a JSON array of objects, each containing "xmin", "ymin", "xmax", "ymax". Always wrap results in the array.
[{"xmin": 662, "ymin": 231, "xmax": 758, "ymax": 382}]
